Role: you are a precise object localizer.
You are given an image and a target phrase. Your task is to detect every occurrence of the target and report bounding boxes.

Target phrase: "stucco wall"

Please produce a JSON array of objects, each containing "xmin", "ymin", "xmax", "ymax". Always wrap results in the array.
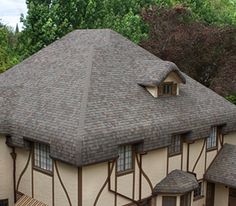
[
  {"xmin": 214, "ymin": 184, "xmax": 229, "ymax": 206},
  {"xmin": 0, "ymin": 135, "xmax": 14, "ymax": 206},
  {"xmin": 15, "ymin": 148, "xmax": 32, "ymax": 196}
]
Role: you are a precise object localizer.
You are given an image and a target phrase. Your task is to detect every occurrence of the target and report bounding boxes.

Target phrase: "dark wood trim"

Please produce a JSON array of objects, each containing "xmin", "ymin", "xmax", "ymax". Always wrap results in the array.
[
  {"xmin": 187, "ymin": 143, "xmax": 190, "ymax": 172},
  {"xmin": 116, "ymin": 169, "xmax": 134, "ymax": 177},
  {"xmin": 10, "ymin": 147, "xmax": 17, "ymax": 203},
  {"xmin": 78, "ymin": 167, "xmax": 82, "ymax": 206},
  {"xmin": 54, "ymin": 160, "xmax": 72, "ymax": 206},
  {"xmin": 32, "ymin": 149, "xmax": 34, "ymax": 198},
  {"xmin": 16, "ymin": 147, "xmax": 32, "ymax": 192},
  {"xmin": 94, "ymin": 160, "xmax": 116, "ymax": 206},
  {"xmin": 166, "ymin": 149, "xmax": 169, "ymax": 175},
  {"xmin": 115, "ymin": 162, "xmax": 117, "ymax": 206},
  {"xmin": 52, "ymin": 161, "xmax": 54, "ymax": 206},
  {"xmin": 192, "ymin": 139, "xmax": 206, "ymax": 173},
  {"xmin": 33, "ymin": 166, "xmax": 53, "ymax": 176},
  {"xmin": 132, "ymin": 162, "xmax": 135, "ymax": 200},
  {"xmin": 139, "ymin": 154, "xmax": 142, "ymax": 201}
]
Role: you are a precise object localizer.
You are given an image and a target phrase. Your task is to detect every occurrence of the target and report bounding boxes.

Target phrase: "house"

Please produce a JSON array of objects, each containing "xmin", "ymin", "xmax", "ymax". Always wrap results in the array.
[{"xmin": 0, "ymin": 29, "xmax": 236, "ymax": 206}]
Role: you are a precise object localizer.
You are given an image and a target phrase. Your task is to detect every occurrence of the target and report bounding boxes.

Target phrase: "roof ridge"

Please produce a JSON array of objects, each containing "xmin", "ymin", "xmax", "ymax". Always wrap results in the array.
[{"xmin": 76, "ymin": 46, "xmax": 94, "ymax": 165}]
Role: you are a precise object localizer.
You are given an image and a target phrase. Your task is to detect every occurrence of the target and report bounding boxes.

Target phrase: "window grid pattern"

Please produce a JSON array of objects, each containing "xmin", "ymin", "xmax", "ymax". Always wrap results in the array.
[
  {"xmin": 162, "ymin": 196, "xmax": 176, "ymax": 206},
  {"xmin": 194, "ymin": 182, "xmax": 204, "ymax": 198},
  {"xmin": 169, "ymin": 135, "xmax": 181, "ymax": 155},
  {"xmin": 207, "ymin": 127, "xmax": 217, "ymax": 149},
  {"xmin": 117, "ymin": 145, "xmax": 133, "ymax": 172},
  {"xmin": 34, "ymin": 142, "xmax": 52, "ymax": 171},
  {"xmin": 0, "ymin": 199, "xmax": 8, "ymax": 206},
  {"xmin": 163, "ymin": 84, "xmax": 172, "ymax": 95}
]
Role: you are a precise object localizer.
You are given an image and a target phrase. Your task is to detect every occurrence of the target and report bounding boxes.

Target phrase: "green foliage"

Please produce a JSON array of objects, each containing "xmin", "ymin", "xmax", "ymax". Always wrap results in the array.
[
  {"xmin": 20, "ymin": 0, "xmax": 157, "ymax": 56},
  {"xmin": 0, "ymin": 23, "xmax": 20, "ymax": 73},
  {"xmin": 226, "ymin": 94, "xmax": 236, "ymax": 105}
]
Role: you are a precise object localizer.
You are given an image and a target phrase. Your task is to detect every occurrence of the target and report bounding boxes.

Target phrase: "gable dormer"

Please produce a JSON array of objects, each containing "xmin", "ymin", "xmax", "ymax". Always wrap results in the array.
[{"xmin": 138, "ymin": 60, "xmax": 186, "ymax": 98}]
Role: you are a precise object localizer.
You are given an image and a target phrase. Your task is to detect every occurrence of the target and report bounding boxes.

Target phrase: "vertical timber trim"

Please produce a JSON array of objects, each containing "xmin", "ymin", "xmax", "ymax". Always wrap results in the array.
[
  {"xmin": 115, "ymin": 162, "xmax": 117, "ymax": 206},
  {"xmin": 32, "ymin": 145, "xmax": 34, "ymax": 197},
  {"xmin": 78, "ymin": 167, "xmax": 82, "ymax": 206},
  {"xmin": 10, "ymin": 147, "xmax": 17, "ymax": 203},
  {"xmin": 132, "ymin": 163, "xmax": 135, "ymax": 200},
  {"xmin": 139, "ymin": 154, "xmax": 142, "ymax": 200},
  {"xmin": 52, "ymin": 161, "xmax": 55, "ymax": 206},
  {"xmin": 187, "ymin": 143, "xmax": 190, "ymax": 172}
]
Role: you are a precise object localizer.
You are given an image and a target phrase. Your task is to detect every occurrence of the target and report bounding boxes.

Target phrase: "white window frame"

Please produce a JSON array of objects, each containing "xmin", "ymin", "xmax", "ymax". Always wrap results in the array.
[
  {"xmin": 117, "ymin": 145, "xmax": 133, "ymax": 173},
  {"xmin": 207, "ymin": 127, "xmax": 217, "ymax": 150},
  {"xmin": 34, "ymin": 142, "xmax": 52, "ymax": 172}
]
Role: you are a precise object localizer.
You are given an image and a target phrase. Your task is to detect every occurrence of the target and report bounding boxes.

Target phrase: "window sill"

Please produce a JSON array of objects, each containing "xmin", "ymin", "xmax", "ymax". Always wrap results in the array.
[
  {"xmin": 193, "ymin": 195, "xmax": 204, "ymax": 201},
  {"xmin": 168, "ymin": 151, "xmax": 182, "ymax": 157},
  {"xmin": 116, "ymin": 169, "xmax": 134, "ymax": 177},
  {"xmin": 206, "ymin": 146, "xmax": 217, "ymax": 152},
  {"xmin": 33, "ymin": 166, "xmax": 53, "ymax": 176}
]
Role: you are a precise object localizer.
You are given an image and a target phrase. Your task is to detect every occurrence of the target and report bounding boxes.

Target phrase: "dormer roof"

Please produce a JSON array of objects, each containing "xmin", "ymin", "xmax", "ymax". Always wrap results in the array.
[{"xmin": 137, "ymin": 60, "xmax": 186, "ymax": 87}]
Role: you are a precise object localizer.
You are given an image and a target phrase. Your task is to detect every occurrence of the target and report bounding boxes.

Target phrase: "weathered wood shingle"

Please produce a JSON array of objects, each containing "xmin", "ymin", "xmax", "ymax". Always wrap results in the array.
[{"xmin": 0, "ymin": 29, "xmax": 236, "ymax": 166}]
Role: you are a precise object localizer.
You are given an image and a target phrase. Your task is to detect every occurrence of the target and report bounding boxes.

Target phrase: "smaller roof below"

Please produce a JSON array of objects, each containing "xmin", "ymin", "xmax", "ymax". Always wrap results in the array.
[
  {"xmin": 153, "ymin": 169, "xmax": 198, "ymax": 194},
  {"xmin": 205, "ymin": 144, "xmax": 236, "ymax": 188},
  {"xmin": 15, "ymin": 194, "xmax": 48, "ymax": 206}
]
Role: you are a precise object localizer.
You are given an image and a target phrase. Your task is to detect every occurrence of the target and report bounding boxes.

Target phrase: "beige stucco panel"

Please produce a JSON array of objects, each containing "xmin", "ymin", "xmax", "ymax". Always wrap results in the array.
[
  {"xmin": 142, "ymin": 148, "xmax": 167, "ymax": 198},
  {"xmin": 0, "ymin": 135, "xmax": 14, "ymax": 206},
  {"xmin": 188, "ymin": 139, "xmax": 205, "ymax": 179},
  {"xmin": 117, "ymin": 173, "xmax": 133, "ymax": 199},
  {"xmin": 82, "ymin": 162, "xmax": 114, "ymax": 206},
  {"xmin": 15, "ymin": 148, "xmax": 32, "ymax": 196},
  {"xmin": 168, "ymin": 154, "xmax": 181, "ymax": 173},
  {"xmin": 224, "ymin": 132, "xmax": 236, "ymax": 145},
  {"xmin": 33, "ymin": 170, "xmax": 53, "ymax": 206},
  {"xmin": 206, "ymin": 150, "xmax": 217, "ymax": 170},
  {"xmin": 54, "ymin": 161, "xmax": 78, "ymax": 206},
  {"xmin": 182, "ymin": 143, "xmax": 188, "ymax": 171},
  {"xmin": 214, "ymin": 183, "xmax": 229, "ymax": 206}
]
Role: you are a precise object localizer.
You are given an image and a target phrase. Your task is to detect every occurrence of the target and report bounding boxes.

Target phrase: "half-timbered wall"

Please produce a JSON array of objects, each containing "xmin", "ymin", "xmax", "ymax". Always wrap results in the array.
[{"xmin": 0, "ymin": 131, "xmax": 236, "ymax": 206}]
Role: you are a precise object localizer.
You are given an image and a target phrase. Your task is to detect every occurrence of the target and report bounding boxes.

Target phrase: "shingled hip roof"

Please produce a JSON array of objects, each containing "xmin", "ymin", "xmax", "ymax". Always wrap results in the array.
[
  {"xmin": 153, "ymin": 170, "xmax": 198, "ymax": 194},
  {"xmin": 0, "ymin": 29, "xmax": 236, "ymax": 167},
  {"xmin": 205, "ymin": 144, "xmax": 236, "ymax": 188}
]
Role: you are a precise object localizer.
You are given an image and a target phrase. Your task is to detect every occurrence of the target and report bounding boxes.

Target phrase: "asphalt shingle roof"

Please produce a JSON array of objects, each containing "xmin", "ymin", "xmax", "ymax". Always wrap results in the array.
[
  {"xmin": 153, "ymin": 170, "xmax": 198, "ymax": 194},
  {"xmin": 0, "ymin": 29, "xmax": 236, "ymax": 166},
  {"xmin": 205, "ymin": 144, "xmax": 236, "ymax": 188}
]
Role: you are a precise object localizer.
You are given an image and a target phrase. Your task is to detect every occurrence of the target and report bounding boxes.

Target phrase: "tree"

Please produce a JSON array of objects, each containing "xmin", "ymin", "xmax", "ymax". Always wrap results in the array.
[
  {"xmin": 20, "ymin": 0, "xmax": 159, "ymax": 57},
  {"xmin": 140, "ymin": 5, "xmax": 236, "ymax": 96},
  {"xmin": 0, "ymin": 22, "xmax": 20, "ymax": 73}
]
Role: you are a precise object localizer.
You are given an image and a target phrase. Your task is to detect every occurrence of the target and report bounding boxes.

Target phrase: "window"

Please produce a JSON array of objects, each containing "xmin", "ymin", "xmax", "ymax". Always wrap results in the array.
[
  {"xmin": 34, "ymin": 142, "xmax": 52, "ymax": 172},
  {"xmin": 158, "ymin": 83, "xmax": 177, "ymax": 96},
  {"xmin": 169, "ymin": 135, "xmax": 182, "ymax": 156},
  {"xmin": 194, "ymin": 181, "xmax": 204, "ymax": 199},
  {"xmin": 0, "ymin": 199, "xmax": 8, "ymax": 206},
  {"xmin": 180, "ymin": 192, "xmax": 191, "ymax": 206},
  {"xmin": 117, "ymin": 145, "xmax": 133, "ymax": 173},
  {"xmin": 162, "ymin": 196, "xmax": 176, "ymax": 206},
  {"xmin": 207, "ymin": 127, "xmax": 217, "ymax": 150}
]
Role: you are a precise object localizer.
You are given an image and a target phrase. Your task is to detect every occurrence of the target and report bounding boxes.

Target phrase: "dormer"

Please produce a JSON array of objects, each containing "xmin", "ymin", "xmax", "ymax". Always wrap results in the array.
[{"xmin": 137, "ymin": 60, "xmax": 186, "ymax": 98}]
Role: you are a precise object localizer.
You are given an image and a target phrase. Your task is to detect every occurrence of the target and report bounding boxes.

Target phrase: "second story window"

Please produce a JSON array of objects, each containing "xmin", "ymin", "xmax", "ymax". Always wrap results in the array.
[
  {"xmin": 117, "ymin": 145, "xmax": 133, "ymax": 173},
  {"xmin": 207, "ymin": 127, "xmax": 217, "ymax": 150},
  {"xmin": 169, "ymin": 135, "xmax": 182, "ymax": 156},
  {"xmin": 34, "ymin": 142, "xmax": 52, "ymax": 172}
]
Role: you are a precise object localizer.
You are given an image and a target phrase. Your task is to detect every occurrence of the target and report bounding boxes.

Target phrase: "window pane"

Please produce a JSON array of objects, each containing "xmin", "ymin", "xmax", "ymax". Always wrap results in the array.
[
  {"xmin": 207, "ymin": 127, "xmax": 217, "ymax": 149},
  {"xmin": 117, "ymin": 145, "xmax": 133, "ymax": 172},
  {"xmin": 163, "ymin": 196, "xmax": 176, "ymax": 206},
  {"xmin": 34, "ymin": 142, "xmax": 52, "ymax": 172}
]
